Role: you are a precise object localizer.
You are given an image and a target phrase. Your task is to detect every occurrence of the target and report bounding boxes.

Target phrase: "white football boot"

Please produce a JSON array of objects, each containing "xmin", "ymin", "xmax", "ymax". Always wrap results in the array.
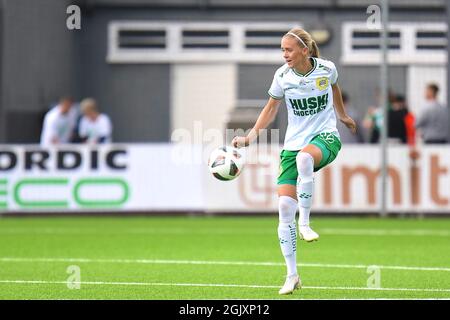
[
  {"xmin": 299, "ymin": 226, "xmax": 319, "ymax": 242},
  {"xmin": 278, "ymin": 274, "xmax": 301, "ymax": 295}
]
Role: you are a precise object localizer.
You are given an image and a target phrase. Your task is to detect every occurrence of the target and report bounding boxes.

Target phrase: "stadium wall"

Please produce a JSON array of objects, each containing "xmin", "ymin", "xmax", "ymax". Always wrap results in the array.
[
  {"xmin": 0, "ymin": 2, "xmax": 447, "ymax": 143},
  {"xmin": 0, "ymin": 0, "xmax": 77, "ymax": 143},
  {"xmin": 171, "ymin": 64, "xmax": 236, "ymax": 137},
  {"xmin": 74, "ymin": 7, "xmax": 448, "ymax": 143}
]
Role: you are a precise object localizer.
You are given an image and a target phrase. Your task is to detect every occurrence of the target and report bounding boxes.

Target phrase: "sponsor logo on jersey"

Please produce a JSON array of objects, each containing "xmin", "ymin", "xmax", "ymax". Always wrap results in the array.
[
  {"xmin": 316, "ymin": 77, "xmax": 329, "ymax": 91},
  {"xmin": 318, "ymin": 64, "xmax": 332, "ymax": 73},
  {"xmin": 289, "ymin": 93, "xmax": 328, "ymax": 117},
  {"xmin": 284, "ymin": 86, "xmax": 298, "ymax": 92},
  {"xmin": 299, "ymin": 79, "xmax": 313, "ymax": 86}
]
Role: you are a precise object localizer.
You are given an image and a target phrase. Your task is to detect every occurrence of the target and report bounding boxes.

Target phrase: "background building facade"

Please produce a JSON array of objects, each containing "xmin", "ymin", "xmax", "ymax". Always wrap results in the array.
[{"xmin": 0, "ymin": 0, "xmax": 448, "ymax": 143}]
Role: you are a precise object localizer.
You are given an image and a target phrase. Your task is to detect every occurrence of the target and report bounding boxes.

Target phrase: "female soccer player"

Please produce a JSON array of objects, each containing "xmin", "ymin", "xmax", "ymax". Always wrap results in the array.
[{"xmin": 232, "ymin": 28, "xmax": 356, "ymax": 295}]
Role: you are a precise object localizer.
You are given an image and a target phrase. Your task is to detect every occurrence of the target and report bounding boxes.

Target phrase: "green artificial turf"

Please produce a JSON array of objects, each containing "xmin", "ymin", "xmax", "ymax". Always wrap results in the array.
[{"xmin": 0, "ymin": 216, "xmax": 449, "ymax": 299}]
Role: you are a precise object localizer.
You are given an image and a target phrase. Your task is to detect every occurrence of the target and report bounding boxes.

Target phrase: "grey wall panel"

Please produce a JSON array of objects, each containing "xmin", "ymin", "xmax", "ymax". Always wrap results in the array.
[
  {"xmin": 0, "ymin": 2, "xmax": 445, "ymax": 142},
  {"xmin": 2, "ymin": 0, "xmax": 75, "ymax": 112},
  {"xmin": 89, "ymin": 0, "xmax": 446, "ymax": 9},
  {"xmin": 337, "ymin": 0, "xmax": 445, "ymax": 8},
  {"xmin": 77, "ymin": 9, "xmax": 171, "ymax": 142},
  {"xmin": 5, "ymin": 110, "xmax": 45, "ymax": 143},
  {"xmin": 237, "ymin": 64, "xmax": 287, "ymax": 143},
  {"xmin": 1, "ymin": 0, "xmax": 76, "ymax": 142},
  {"xmin": 90, "ymin": 0, "xmax": 202, "ymax": 6},
  {"xmin": 0, "ymin": 2, "xmax": 4, "ymax": 143},
  {"xmin": 238, "ymin": 64, "xmax": 280, "ymax": 100},
  {"xmin": 209, "ymin": 0, "xmax": 332, "ymax": 7},
  {"xmin": 80, "ymin": 64, "xmax": 171, "ymax": 143}
]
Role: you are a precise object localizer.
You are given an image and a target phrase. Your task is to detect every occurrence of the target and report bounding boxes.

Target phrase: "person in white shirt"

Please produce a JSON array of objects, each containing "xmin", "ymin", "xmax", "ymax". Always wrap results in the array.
[
  {"xmin": 78, "ymin": 98, "xmax": 112, "ymax": 144},
  {"xmin": 415, "ymin": 83, "xmax": 449, "ymax": 144},
  {"xmin": 232, "ymin": 28, "xmax": 356, "ymax": 295},
  {"xmin": 40, "ymin": 97, "xmax": 78, "ymax": 146}
]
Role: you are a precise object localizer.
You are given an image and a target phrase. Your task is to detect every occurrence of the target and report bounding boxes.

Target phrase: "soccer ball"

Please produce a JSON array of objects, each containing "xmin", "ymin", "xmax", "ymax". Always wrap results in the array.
[{"xmin": 208, "ymin": 146, "xmax": 244, "ymax": 181}]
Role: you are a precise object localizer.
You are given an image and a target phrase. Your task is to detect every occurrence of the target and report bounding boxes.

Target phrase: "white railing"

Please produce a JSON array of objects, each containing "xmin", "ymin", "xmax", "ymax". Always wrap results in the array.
[
  {"xmin": 107, "ymin": 21, "xmax": 300, "ymax": 63},
  {"xmin": 342, "ymin": 22, "xmax": 447, "ymax": 65}
]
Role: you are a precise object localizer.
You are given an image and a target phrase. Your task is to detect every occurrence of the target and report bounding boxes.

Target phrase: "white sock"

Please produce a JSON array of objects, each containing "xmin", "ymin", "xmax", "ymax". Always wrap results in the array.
[
  {"xmin": 278, "ymin": 196, "xmax": 298, "ymax": 277},
  {"xmin": 299, "ymin": 180, "xmax": 313, "ymax": 227},
  {"xmin": 296, "ymin": 152, "xmax": 315, "ymax": 227}
]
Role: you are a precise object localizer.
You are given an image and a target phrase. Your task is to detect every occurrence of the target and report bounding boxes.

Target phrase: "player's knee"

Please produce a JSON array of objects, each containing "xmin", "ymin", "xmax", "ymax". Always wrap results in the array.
[
  {"xmin": 296, "ymin": 152, "xmax": 314, "ymax": 180},
  {"xmin": 278, "ymin": 196, "xmax": 297, "ymax": 223}
]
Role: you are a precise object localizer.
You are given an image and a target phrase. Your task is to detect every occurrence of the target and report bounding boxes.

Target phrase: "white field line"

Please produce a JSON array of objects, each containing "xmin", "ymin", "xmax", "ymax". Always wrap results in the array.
[
  {"xmin": 0, "ymin": 279, "xmax": 449, "ymax": 293},
  {"xmin": 1, "ymin": 257, "xmax": 450, "ymax": 272},
  {"xmin": 319, "ymin": 228, "xmax": 450, "ymax": 237},
  {"xmin": 0, "ymin": 227, "xmax": 449, "ymax": 237}
]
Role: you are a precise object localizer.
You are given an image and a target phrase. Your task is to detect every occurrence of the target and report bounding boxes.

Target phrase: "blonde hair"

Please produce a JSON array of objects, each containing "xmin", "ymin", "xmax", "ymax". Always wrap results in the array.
[
  {"xmin": 284, "ymin": 28, "xmax": 320, "ymax": 58},
  {"xmin": 80, "ymin": 98, "xmax": 98, "ymax": 114}
]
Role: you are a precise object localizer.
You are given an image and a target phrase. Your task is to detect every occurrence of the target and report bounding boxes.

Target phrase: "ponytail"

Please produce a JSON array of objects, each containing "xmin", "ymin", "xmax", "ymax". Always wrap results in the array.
[{"xmin": 310, "ymin": 40, "xmax": 320, "ymax": 58}]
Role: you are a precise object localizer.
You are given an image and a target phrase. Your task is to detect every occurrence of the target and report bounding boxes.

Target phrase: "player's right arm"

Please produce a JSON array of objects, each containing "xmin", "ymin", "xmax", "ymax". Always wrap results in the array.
[{"xmin": 232, "ymin": 97, "xmax": 282, "ymax": 148}]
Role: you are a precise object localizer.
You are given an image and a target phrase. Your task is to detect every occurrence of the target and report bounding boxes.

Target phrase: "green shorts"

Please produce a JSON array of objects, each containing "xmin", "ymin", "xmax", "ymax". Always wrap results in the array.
[{"xmin": 277, "ymin": 132, "xmax": 342, "ymax": 185}]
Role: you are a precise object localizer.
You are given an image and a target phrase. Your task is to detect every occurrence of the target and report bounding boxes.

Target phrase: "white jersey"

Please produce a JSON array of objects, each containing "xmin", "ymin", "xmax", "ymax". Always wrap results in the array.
[
  {"xmin": 40, "ymin": 105, "xmax": 78, "ymax": 146},
  {"xmin": 268, "ymin": 57, "xmax": 340, "ymax": 151},
  {"xmin": 79, "ymin": 114, "xmax": 112, "ymax": 143}
]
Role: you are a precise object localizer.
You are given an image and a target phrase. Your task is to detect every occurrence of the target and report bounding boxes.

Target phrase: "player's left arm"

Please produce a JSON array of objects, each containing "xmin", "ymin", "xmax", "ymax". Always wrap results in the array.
[{"xmin": 332, "ymin": 82, "xmax": 357, "ymax": 134}]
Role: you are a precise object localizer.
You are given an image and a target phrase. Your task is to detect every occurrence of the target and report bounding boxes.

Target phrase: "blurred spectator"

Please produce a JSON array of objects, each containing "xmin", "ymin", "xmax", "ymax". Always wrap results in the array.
[
  {"xmin": 404, "ymin": 105, "xmax": 416, "ymax": 147},
  {"xmin": 78, "ymin": 98, "xmax": 112, "ymax": 144},
  {"xmin": 336, "ymin": 92, "xmax": 365, "ymax": 143},
  {"xmin": 415, "ymin": 83, "xmax": 449, "ymax": 144},
  {"xmin": 70, "ymin": 102, "xmax": 82, "ymax": 140},
  {"xmin": 363, "ymin": 90, "xmax": 406, "ymax": 144},
  {"xmin": 387, "ymin": 95, "xmax": 408, "ymax": 144},
  {"xmin": 40, "ymin": 96, "xmax": 78, "ymax": 146},
  {"xmin": 363, "ymin": 90, "xmax": 391, "ymax": 144},
  {"xmin": 363, "ymin": 105, "xmax": 382, "ymax": 143}
]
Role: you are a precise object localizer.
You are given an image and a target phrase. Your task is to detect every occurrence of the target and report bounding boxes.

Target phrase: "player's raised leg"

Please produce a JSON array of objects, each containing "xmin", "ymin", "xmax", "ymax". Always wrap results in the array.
[
  {"xmin": 277, "ymin": 185, "xmax": 302, "ymax": 294},
  {"xmin": 296, "ymin": 145, "xmax": 322, "ymax": 242}
]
